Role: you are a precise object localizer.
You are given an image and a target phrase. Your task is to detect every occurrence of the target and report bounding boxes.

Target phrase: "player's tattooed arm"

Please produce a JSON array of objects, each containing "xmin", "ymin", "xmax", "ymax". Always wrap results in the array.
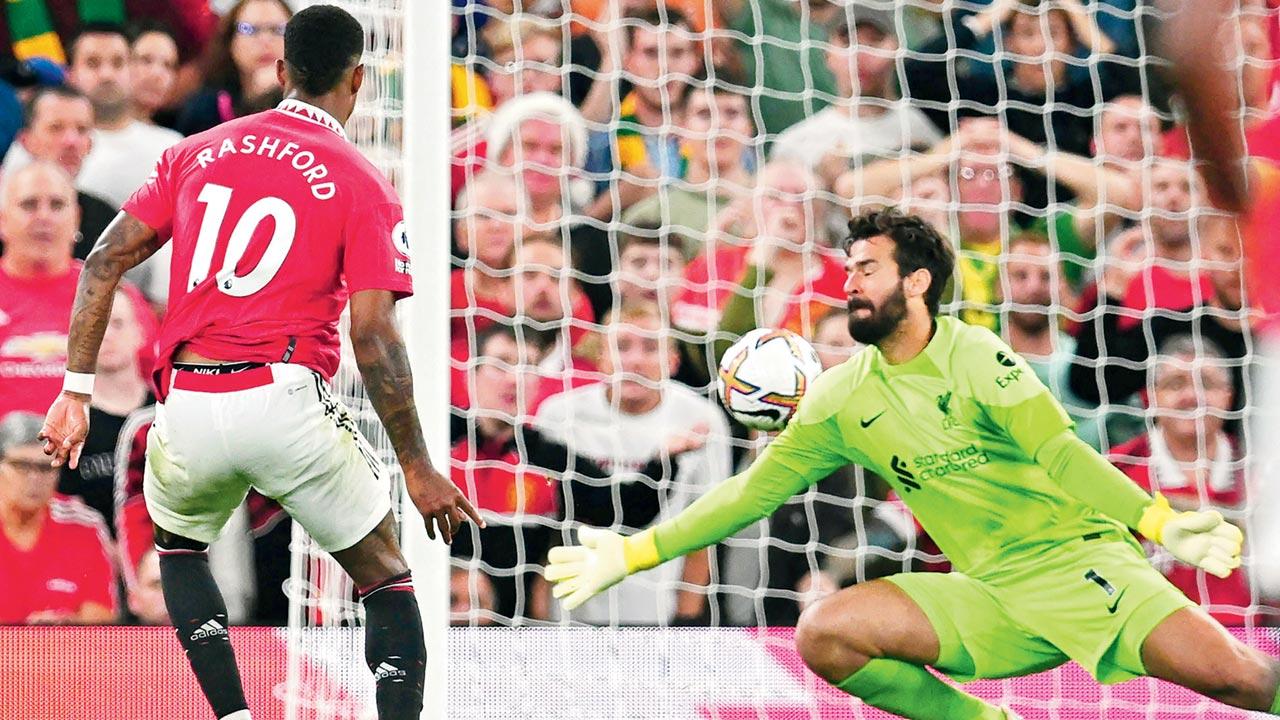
[
  {"xmin": 348, "ymin": 289, "xmax": 430, "ymax": 468},
  {"xmin": 67, "ymin": 213, "xmax": 163, "ymax": 374},
  {"xmin": 349, "ymin": 289, "xmax": 484, "ymax": 542}
]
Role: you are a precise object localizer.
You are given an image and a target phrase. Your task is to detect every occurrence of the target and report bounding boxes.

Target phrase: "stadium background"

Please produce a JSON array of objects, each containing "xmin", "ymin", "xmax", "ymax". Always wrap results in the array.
[{"xmin": 1, "ymin": 0, "xmax": 1279, "ymax": 717}]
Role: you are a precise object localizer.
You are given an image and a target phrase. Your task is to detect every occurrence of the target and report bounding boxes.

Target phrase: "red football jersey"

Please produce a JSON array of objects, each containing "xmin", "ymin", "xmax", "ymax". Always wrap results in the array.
[
  {"xmin": 123, "ymin": 99, "xmax": 413, "ymax": 390},
  {"xmin": 0, "ymin": 497, "xmax": 117, "ymax": 624}
]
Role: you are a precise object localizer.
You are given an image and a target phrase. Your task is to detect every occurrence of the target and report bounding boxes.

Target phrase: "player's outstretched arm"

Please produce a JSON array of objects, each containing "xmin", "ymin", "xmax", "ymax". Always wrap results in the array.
[
  {"xmin": 41, "ymin": 212, "xmax": 163, "ymax": 469},
  {"xmin": 547, "ymin": 407, "xmax": 847, "ymax": 610},
  {"xmin": 1158, "ymin": 0, "xmax": 1249, "ymax": 213},
  {"xmin": 348, "ymin": 289, "xmax": 484, "ymax": 544}
]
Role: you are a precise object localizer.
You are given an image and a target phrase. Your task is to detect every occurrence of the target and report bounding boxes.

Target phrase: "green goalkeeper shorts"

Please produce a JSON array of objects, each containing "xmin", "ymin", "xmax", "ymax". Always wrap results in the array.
[{"xmin": 886, "ymin": 534, "xmax": 1195, "ymax": 685}]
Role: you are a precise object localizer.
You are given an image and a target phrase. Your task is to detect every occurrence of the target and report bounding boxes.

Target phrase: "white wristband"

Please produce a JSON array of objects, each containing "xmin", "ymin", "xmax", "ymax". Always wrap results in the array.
[{"xmin": 62, "ymin": 371, "xmax": 95, "ymax": 396}]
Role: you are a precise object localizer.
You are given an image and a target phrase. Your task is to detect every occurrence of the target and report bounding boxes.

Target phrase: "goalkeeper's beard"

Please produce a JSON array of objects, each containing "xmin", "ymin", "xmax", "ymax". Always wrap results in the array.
[{"xmin": 847, "ymin": 282, "xmax": 909, "ymax": 346}]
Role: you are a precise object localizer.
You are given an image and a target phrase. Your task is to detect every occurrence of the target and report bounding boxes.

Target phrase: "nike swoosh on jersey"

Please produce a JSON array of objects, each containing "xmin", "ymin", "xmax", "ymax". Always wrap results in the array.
[
  {"xmin": 860, "ymin": 411, "xmax": 886, "ymax": 428},
  {"xmin": 1107, "ymin": 588, "xmax": 1126, "ymax": 614}
]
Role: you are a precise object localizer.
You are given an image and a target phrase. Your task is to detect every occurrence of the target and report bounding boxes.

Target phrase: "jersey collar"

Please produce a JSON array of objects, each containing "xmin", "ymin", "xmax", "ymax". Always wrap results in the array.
[
  {"xmin": 274, "ymin": 99, "xmax": 349, "ymax": 141},
  {"xmin": 869, "ymin": 316, "xmax": 954, "ymax": 378}
]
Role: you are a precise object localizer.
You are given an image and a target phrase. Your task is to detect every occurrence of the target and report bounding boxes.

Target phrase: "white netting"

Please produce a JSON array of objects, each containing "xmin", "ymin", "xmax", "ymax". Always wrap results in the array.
[
  {"xmin": 442, "ymin": 0, "xmax": 1280, "ymax": 715},
  {"xmin": 284, "ymin": 1, "xmax": 407, "ymax": 718}
]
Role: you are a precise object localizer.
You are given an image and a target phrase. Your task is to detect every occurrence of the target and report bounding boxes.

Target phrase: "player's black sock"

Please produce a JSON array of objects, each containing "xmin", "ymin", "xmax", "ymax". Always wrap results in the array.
[
  {"xmin": 360, "ymin": 571, "xmax": 426, "ymax": 719},
  {"xmin": 158, "ymin": 545, "xmax": 249, "ymax": 720}
]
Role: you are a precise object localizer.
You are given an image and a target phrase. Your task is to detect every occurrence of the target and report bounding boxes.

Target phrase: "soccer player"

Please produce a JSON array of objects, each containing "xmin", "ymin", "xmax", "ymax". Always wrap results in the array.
[
  {"xmin": 546, "ymin": 209, "xmax": 1279, "ymax": 718},
  {"xmin": 37, "ymin": 6, "xmax": 481, "ymax": 720}
]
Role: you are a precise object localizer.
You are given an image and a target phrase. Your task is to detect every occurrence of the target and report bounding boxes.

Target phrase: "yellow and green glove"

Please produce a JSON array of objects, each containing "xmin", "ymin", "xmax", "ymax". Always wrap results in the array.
[{"xmin": 1138, "ymin": 493, "xmax": 1243, "ymax": 579}]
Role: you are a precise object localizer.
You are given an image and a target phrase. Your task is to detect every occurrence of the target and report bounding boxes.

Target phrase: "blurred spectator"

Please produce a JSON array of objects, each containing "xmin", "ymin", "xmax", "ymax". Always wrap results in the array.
[
  {"xmin": 450, "ymin": 227, "xmax": 596, "ymax": 414},
  {"xmin": 1029, "ymin": 94, "xmax": 1158, "ymax": 290},
  {"xmin": 449, "ymin": 566, "xmax": 497, "ymax": 626},
  {"xmin": 621, "ymin": 69, "xmax": 757, "ymax": 260},
  {"xmin": 513, "ymin": 234, "xmax": 601, "ymax": 411},
  {"xmin": 0, "ymin": 1, "xmax": 216, "ymax": 68},
  {"xmin": 615, "ymin": 219, "xmax": 687, "ymax": 317},
  {"xmin": 127, "ymin": 548, "xmax": 169, "ymax": 625},
  {"xmin": 717, "ymin": 0, "xmax": 839, "ymax": 137},
  {"xmin": 902, "ymin": 0, "xmax": 1135, "ymax": 207},
  {"xmin": 811, "ymin": 307, "xmax": 859, "ymax": 369},
  {"xmin": 1112, "ymin": 160, "xmax": 1211, "ymax": 327},
  {"xmin": 127, "ymin": 21, "xmax": 180, "ymax": 127},
  {"xmin": 69, "ymin": 22, "xmax": 182, "ymax": 209},
  {"xmin": 483, "ymin": 93, "xmax": 588, "ymax": 226},
  {"xmin": 483, "ymin": 16, "xmax": 565, "ymax": 110},
  {"xmin": 2, "ymin": 86, "xmax": 117, "ymax": 254},
  {"xmin": 0, "ymin": 162, "xmax": 155, "ymax": 424},
  {"xmin": 1164, "ymin": 14, "xmax": 1280, "ymax": 164},
  {"xmin": 837, "ymin": 119, "xmax": 1135, "ymax": 328},
  {"xmin": 675, "ymin": 160, "xmax": 845, "ymax": 340},
  {"xmin": 451, "ymin": 322, "xmax": 669, "ymax": 622},
  {"xmin": 451, "ymin": 172, "xmax": 522, "ymax": 342},
  {"xmin": 536, "ymin": 301, "xmax": 730, "ymax": 625},
  {"xmin": 1000, "ymin": 232, "xmax": 1104, "ymax": 448},
  {"xmin": 0, "ymin": 412, "xmax": 116, "ymax": 624},
  {"xmin": 580, "ymin": 6, "xmax": 701, "ymax": 186},
  {"xmin": 1070, "ymin": 216, "xmax": 1251, "ymax": 428},
  {"xmin": 175, "ymin": 0, "xmax": 291, "ymax": 137},
  {"xmin": 1110, "ymin": 336, "xmax": 1251, "ymax": 624},
  {"xmin": 771, "ymin": 3, "xmax": 941, "ymax": 184},
  {"xmin": 57, "ymin": 289, "xmax": 151, "ymax": 531}
]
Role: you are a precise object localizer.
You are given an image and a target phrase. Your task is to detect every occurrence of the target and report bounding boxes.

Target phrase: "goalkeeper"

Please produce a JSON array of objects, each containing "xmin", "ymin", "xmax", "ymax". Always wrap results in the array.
[{"xmin": 547, "ymin": 208, "xmax": 1278, "ymax": 719}]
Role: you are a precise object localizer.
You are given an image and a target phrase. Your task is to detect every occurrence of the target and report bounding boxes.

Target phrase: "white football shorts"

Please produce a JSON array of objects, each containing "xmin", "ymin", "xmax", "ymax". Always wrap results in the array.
[{"xmin": 144, "ymin": 362, "xmax": 392, "ymax": 552}]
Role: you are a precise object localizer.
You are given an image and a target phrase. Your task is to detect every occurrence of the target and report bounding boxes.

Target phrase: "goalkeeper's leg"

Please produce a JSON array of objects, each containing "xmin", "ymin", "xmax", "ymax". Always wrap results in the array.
[
  {"xmin": 795, "ymin": 580, "xmax": 1010, "ymax": 720},
  {"xmin": 1141, "ymin": 606, "xmax": 1280, "ymax": 713},
  {"xmin": 331, "ymin": 514, "xmax": 426, "ymax": 720}
]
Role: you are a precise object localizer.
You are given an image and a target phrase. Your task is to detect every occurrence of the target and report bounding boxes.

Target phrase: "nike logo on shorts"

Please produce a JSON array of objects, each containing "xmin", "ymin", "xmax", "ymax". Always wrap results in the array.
[
  {"xmin": 1107, "ymin": 588, "xmax": 1126, "ymax": 614},
  {"xmin": 860, "ymin": 411, "xmax": 885, "ymax": 428}
]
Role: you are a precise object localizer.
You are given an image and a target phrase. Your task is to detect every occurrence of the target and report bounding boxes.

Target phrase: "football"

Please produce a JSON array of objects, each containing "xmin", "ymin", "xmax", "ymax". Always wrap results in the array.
[{"xmin": 717, "ymin": 328, "xmax": 824, "ymax": 431}]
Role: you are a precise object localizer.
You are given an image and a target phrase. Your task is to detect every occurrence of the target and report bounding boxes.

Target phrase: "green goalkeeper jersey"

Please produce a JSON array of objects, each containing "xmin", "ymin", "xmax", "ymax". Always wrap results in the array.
[{"xmin": 652, "ymin": 316, "xmax": 1151, "ymax": 580}]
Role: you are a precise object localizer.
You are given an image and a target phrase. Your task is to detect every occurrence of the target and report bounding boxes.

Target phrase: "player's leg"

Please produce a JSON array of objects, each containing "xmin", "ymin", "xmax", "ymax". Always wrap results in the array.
[
  {"xmin": 796, "ymin": 576, "xmax": 1053, "ymax": 720},
  {"xmin": 260, "ymin": 366, "xmax": 425, "ymax": 720},
  {"xmin": 329, "ymin": 513, "xmax": 426, "ymax": 720},
  {"xmin": 155, "ymin": 526, "xmax": 251, "ymax": 720},
  {"xmin": 144, "ymin": 400, "xmax": 254, "ymax": 720},
  {"xmin": 1141, "ymin": 606, "xmax": 1280, "ymax": 712}
]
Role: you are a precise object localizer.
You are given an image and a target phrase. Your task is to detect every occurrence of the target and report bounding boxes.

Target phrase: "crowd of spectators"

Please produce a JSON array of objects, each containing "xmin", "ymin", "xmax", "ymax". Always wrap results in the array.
[{"xmin": 1, "ymin": 0, "xmax": 1278, "ymax": 630}]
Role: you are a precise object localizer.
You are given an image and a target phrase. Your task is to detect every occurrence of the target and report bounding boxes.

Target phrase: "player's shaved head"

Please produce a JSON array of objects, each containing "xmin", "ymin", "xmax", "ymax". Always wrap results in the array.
[{"xmin": 283, "ymin": 5, "xmax": 364, "ymax": 96}]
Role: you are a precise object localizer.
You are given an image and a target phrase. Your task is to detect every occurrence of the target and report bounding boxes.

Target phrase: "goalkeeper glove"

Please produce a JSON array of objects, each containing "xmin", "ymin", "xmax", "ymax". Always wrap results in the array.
[
  {"xmin": 1137, "ymin": 493, "xmax": 1243, "ymax": 579},
  {"xmin": 545, "ymin": 527, "xmax": 661, "ymax": 610}
]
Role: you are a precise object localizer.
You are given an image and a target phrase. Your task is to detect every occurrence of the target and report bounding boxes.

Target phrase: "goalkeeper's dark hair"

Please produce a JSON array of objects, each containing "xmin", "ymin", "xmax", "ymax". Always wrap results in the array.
[
  {"xmin": 845, "ymin": 208, "xmax": 955, "ymax": 315},
  {"xmin": 284, "ymin": 5, "xmax": 365, "ymax": 96}
]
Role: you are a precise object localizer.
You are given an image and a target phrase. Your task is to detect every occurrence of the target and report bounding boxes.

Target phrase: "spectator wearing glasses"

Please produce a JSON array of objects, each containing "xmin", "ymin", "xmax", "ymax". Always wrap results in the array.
[
  {"xmin": 0, "ymin": 412, "xmax": 117, "ymax": 625},
  {"xmin": 837, "ymin": 118, "xmax": 1134, "ymax": 328},
  {"xmin": 175, "ymin": 0, "xmax": 292, "ymax": 137}
]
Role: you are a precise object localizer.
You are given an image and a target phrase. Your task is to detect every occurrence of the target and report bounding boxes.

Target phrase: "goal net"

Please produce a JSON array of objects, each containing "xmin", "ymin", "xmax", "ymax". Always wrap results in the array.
[{"xmin": 440, "ymin": 0, "xmax": 1280, "ymax": 717}]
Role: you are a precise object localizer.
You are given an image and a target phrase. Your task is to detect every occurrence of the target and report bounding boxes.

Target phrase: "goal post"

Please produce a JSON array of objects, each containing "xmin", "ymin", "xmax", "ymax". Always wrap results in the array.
[{"xmin": 399, "ymin": 0, "xmax": 451, "ymax": 718}]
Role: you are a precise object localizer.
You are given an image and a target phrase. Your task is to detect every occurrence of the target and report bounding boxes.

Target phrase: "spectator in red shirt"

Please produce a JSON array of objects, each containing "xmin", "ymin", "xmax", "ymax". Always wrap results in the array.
[
  {"xmin": 1109, "ymin": 336, "xmax": 1252, "ymax": 624},
  {"xmin": 674, "ymin": 159, "xmax": 846, "ymax": 339},
  {"xmin": 451, "ymin": 171, "xmax": 521, "ymax": 343},
  {"xmin": 1115, "ymin": 159, "xmax": 1214, "ymax": 330},
  {"xmin": 0, "ymin": 412, "xmax": 116, "ymax": 624},
  {"xmin": 0, "ymin": 161, "xmax": 156, "ymax": 420}
]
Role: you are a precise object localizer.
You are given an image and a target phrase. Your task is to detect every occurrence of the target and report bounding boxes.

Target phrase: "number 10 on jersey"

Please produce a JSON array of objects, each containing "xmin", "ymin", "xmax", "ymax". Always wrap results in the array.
[{"xmin": 189, "ymin": 182, "xmax": 298, "ymax": 297}]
